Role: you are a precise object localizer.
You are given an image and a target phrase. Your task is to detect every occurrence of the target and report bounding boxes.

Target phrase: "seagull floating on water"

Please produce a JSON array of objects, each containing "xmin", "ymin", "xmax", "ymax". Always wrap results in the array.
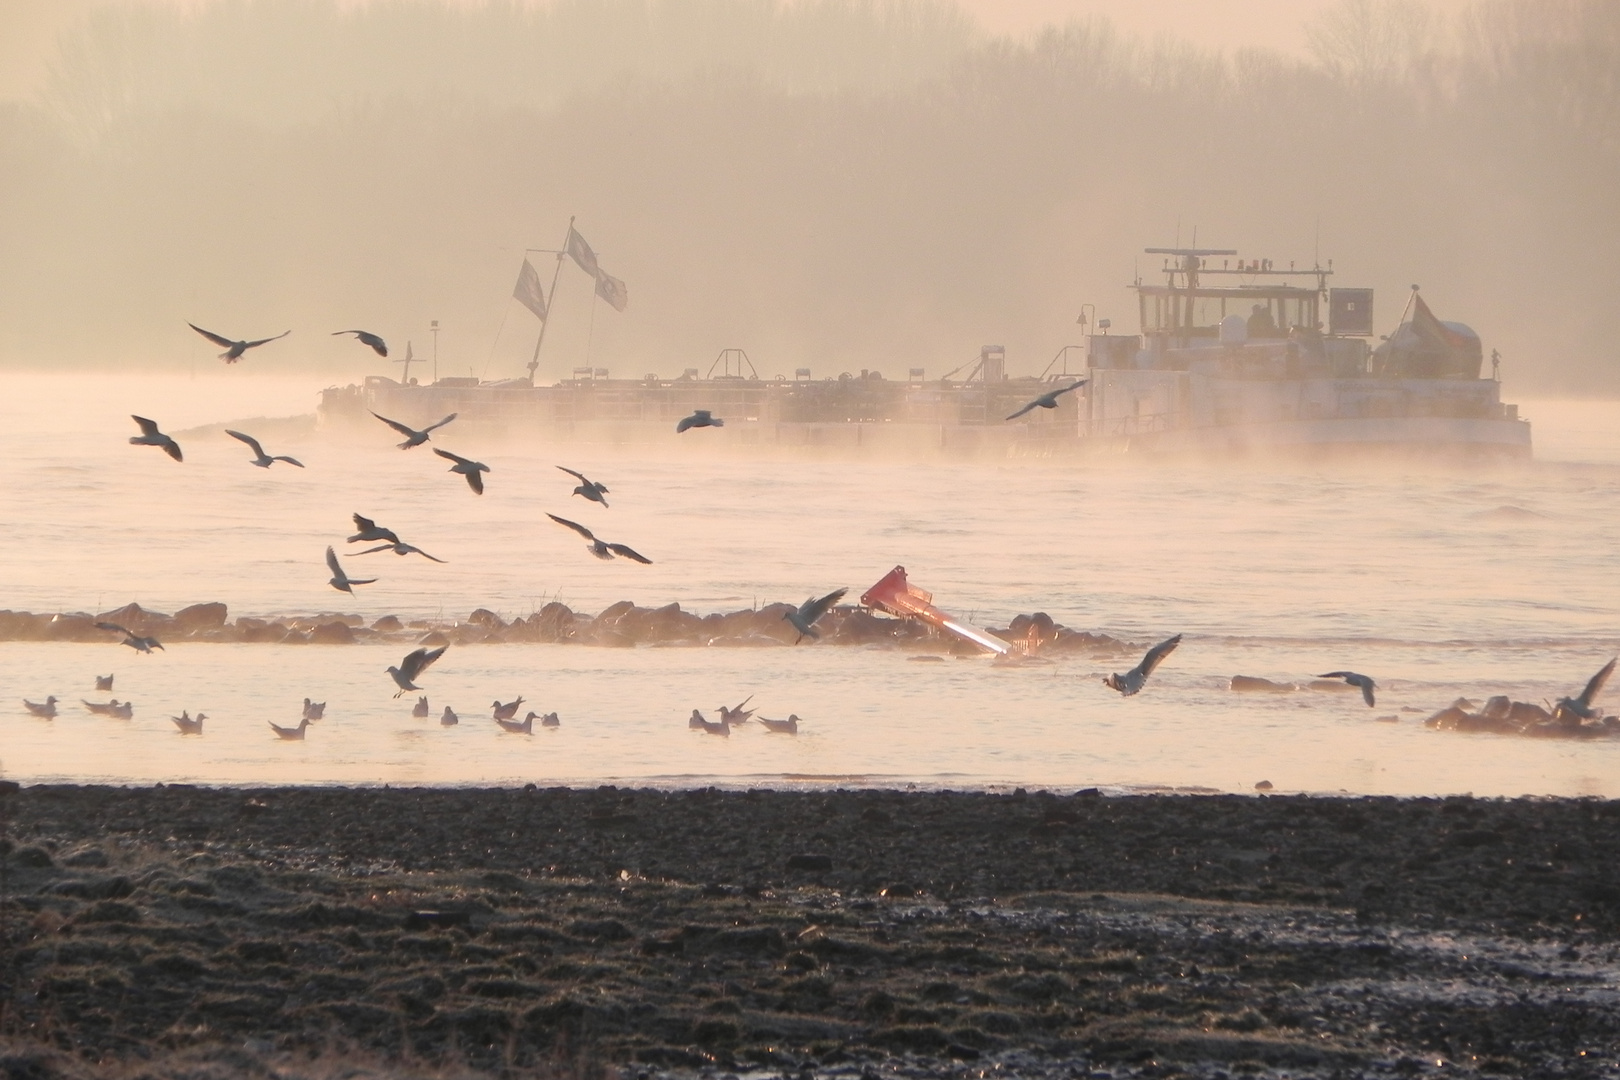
[
  {"xmin": 689, "ymin": 708, "xmax": 730, "ymax": 736},
  {"xmin": 1103, "ymin": 634, "xmax": 1182, "ymax": 696},
  {"xmin": 1317, "ymin": 670, "xmax": 1378, "ymax": 707},
  {"xmin": 325, "ymin": 546, "xmax": 376, "ymax": 594},
  {"xmin": 333, "ymin": 329, "xmax": 388, "ymax": 357},
  {"xmin": 539, "ymin": 711, "xmax": 560, "ymax": 728},
  {"xmin": 785, "ymin": 588, "xmax": 847, "ymax": 643},
  {"xmin": 547, "ymin": 514, "xmax": 651, "ymax": 563},
  {"xmin": 1005, "ymin": 379, "xmax": 1088, "ymax": 421},
  {"xmin": 348, "ymin": 540, "xmax": 446, "ymax": 563},
  {"xmin": 171, "ymin": 710, "xmax": 205, "ymax": 735},
  {"xmin": 82, "ymin": 699, "xmax": 131, "ymax": 718},
  {"xmin": 556, "ymin": 465, "xmax": 610, "ymax": 507},
  {"xmin": 226, "ymin": 430, "xmax": 304, "ymax": 468},
  {"xmin": 95, "ymin": 674, "xmax": 114, "ymax": 691},
  {"xmin": 189, "ymin": 323, "xmax": 290, "ymax": 363},
  {"xmin": 269, "ymin": 717, "xmax": 310, "ymax": 740},
  {"xmin": 1553, "ymin": 657, "xmax": 1615, "ymax": 727},
  {"xmin": 492, "ymin": 696, "xmax": 525, "ymax": 721},
  {"xmin": 23, "ymin": 696, "xmax": 58, "ymax": 718},
  {"xmin": 440, "ymin": 704, "xmax": 459, "ymax": 726},
  {"xmin": 129, "ymin": 416, "xmax": 182, "ymax": 462},
  {"xmin": 370, "ymin": 410, "xmax": 457, "ymax": 449},
  {"xmin": 302, "ymin": 698, "xmax": 326, "ymax": 721},
  {"xmin": 434, "ymin": 447, "xmax": 490, "ymax": 494},
  {"xmin": 411, "ymin": 696, "xmax": 430, "ymax": 717},
  {"xmin": 676, "ymin": 409, "xmax": 723, "ymax": 433},
  {"xmin": 495, "ymin": 712, "xmax": 533, "ymax": 734},
  {"xmin": 758, "ymin": 714, "xmax": 800, "ymax": 734},
  {"xmin": 95, "ymin": 622, "xmax": 164, "ymax": 654},
  {"xmin": 718, "ymin": 695, "xmax": 756, "ymax": 727},
  {"xmin": 388, "ymin": 645, "xmax": 447, "ymax": 697}
]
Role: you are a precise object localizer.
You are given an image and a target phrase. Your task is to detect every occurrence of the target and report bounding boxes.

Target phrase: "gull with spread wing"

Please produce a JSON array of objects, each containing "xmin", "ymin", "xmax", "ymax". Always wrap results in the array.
[
  {"xmin": 129, "ymin": 416, "xmax": 182, "ymax": 462},
  {"xmin": 1006, "ymin": 379, "xmax": 1089, "ymax": 421},
  {"xmin": 434, "ymin": 447, "xmax": 490, "ymax": 494},
  {"xmin": 188, "ymin": 323, "xmax": 290, "ymax": 363},
  {"xmin": 370, "ymin": 410, "xmax": 457, "ymax": 449},
  {"xmin": 547, "ymin": 514, "xmax": 651, "ymax": 563},
  {"xmin": 388, "ymin": 645, "xmax": 447, "ymax": 697},
  {"xmin": 557, "ymin": 465, "xmax": 609, "ymax": 507},
  {"xmin": 1103, "ymin": 634, "xmax": 1182, "ymax": 696},
  {"xmin": 226, "ymin": 429, "xmax": 304, "ymax": 468},
  {"xmin": 325, "ymin": 546, "xmax": 376, "ymax": 594}
]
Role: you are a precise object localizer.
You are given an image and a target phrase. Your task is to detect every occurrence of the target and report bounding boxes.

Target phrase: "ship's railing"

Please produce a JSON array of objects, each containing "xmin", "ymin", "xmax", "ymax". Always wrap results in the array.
[{"xmin": 1081, "ymin": 412, "xmax": 1176, "ymax": 439}]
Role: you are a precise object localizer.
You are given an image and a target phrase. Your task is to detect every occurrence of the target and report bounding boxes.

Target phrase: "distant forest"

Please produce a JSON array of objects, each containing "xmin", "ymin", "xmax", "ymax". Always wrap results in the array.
[{"xmin": 0, "ymin": 0, "xmax": 1615, "ymax": 391}]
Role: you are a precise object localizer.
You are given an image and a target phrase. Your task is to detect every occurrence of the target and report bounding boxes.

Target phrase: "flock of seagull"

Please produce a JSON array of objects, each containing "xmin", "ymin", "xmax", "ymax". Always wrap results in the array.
[{"xmin": 22, "ymin": 327, "xmax": 1619, "ymax": 753}]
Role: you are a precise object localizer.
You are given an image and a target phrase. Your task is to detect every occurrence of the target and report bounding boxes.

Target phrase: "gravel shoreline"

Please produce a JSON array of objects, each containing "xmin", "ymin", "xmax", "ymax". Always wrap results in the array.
[{"xmin": 4, "ymin": 786, "xmax": 1620, "ymax": 1078}]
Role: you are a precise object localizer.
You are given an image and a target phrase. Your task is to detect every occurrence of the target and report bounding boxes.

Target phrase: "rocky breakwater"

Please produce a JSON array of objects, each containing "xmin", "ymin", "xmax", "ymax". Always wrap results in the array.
[{"xmin": 0, "ymin": 601, "xmax": 1134, "ymax": 656}]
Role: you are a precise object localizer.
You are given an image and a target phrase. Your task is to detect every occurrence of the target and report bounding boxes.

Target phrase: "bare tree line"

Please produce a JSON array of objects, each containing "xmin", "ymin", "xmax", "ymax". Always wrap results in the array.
[{"xmin": 0, "ymin": 0, "xmax": 1614, "ymax": 391}]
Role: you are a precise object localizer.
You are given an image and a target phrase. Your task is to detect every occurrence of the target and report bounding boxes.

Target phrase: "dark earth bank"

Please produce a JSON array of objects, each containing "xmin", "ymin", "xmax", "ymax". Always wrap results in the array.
[{"xmin": 3, "ymin": 787, "xmax": 1620, "ymax": 1079}]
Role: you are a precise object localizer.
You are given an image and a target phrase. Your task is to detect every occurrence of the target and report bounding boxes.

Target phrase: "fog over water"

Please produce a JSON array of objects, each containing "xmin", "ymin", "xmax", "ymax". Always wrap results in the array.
[{"xmin": 1, "ymin": 1, "xmax": 1618, "ymax": 794}]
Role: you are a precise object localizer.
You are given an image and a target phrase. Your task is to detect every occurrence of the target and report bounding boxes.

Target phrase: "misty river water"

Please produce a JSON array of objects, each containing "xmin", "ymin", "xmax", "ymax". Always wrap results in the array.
[{"xmin": 2, "ymin": 372, "xmax": 1618, "ymax": 796}]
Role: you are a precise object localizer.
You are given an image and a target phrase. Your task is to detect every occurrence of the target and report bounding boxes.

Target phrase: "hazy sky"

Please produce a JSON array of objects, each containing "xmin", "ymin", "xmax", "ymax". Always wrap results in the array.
[{"xmin": 0, "ymin": 0, "xmax": 1479, "ymax": 102}]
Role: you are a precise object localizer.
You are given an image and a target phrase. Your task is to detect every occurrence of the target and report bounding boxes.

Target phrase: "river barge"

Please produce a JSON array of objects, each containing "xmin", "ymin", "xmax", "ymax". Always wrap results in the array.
[{"xmin": 317, "ymin": 246, "xmax": 1530, "ymax": 459}]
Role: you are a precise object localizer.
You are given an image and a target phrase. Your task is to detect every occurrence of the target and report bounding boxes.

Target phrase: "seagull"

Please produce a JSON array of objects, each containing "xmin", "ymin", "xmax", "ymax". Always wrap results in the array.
[
  {"xmin": 492, "ymin": 696, "xmax": 525, "ymax": 721},
  {"xmin": 172, "ymin": 711, "xmax": 205, "ymax": 735},
  {"xmin": 785, "ymin": 588, "xmax": 847, "ymax": 643},
  {"xmin": 333, "ymin": 329, "xmax": 388, "ymax": 357},
  {"xmin": 325, "ymin": 546, "xmax": 376, "ymax": 594},
  {"xmin": 496, "ymin": 712, "xmax": 533, "ymax": 734},
  {"xmin": 347, "ymin": 513, "xmax": 401, "ymax": 546},
  {"xmin": 689, "ymin": 708, "xmax": 729, "ymax": 736},
  {"xmin": 95, "ymin": 675, "xmax": 114, "ymax": 691},
  {"xmin": 347, "ymin": 541, "xmax": 446, "ymax": 563},
  {"xmin": 95, "ymin": 622, "xmax": 164, "ymax": 653},
  {"xmin": 370, "ymin": 410, "xmax": 457, "ymax": 449},
  {"xmin": 676, "ymin": 409, "xmax": 724, "ymax": 433},
  {"xmin": 302, "ymin": 698, "xmax": 326, "ymax": 721},
  {"xmin": 717, "ymin": 695, "xmax": 755, "ymax": 726},
  {"xmin": 388, "ymin": 645, "xmax": 447, "ymax": 697},
  {"xmin": 1005, "ymin": 379, "xmax": 1088, "ymax": 421},
  {"xmin": 129, "ymin": 416, "xmax": 182, "ymax": 461},
  {"xmin": 269, "ymin": 717, "xmax": 310, "ymax": 740},
  {"xmin": 1554, "ymin": 657, "xmax": 1615, "ymax": 727},
  {"xmin": 411, "ymin": 696, "xmax": 430, "ymax": 718},
  {"xmin": 1317, "ymin": 671, "xmax": 1378, "ymax": 708},
  {"xmin": 1103, "ymin": 634, "xmax": 1183, "ymax": 696},
  {"xmin": 225, "ymin": 430, "xmax": 304, "ymax": 468},
  {"xmin": 440, "ymin": 705, "xmax": 459, "ymax": 726},
  {"xmin": 546, "ymin": 514, "xmax": 652, "ymax": 563},
  {"xmin": 108, "ymin": 700, "xmax": 133, "ymax": 719},
  {"xmin": 434, "ymin": 448, "xmax": 490, "ymax": 494},
  {"xmin": 758, "ymin": 714, "xmax": 800, "ymax": 734},
  {"xmin": 539, "ymin": 711, "xmax": 560, "ymax": 728},
  {"xmin": 82, "ymin": 698, "xmax": 127, "ymax": 717},
  {"xmin": 556, "ymin": 465, "xmax": 609, "ymax": 507},
  {"xmin": 23, "ymin": 696, "xmax": 58, "ymax": 718},
  {"xmin": 189, "ymin": 323, "xmax": 291, "ymax": 363}
]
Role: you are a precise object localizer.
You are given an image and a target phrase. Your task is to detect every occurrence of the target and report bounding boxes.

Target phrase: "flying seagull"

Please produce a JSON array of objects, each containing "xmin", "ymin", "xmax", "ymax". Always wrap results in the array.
[
  {"xmin": 225, "ymin": 429, "xmax": 304, "ymax": 468},
  {"xmin": 388, "ymin": 644, "xmax": 447, "ymax": 697},
  {"xmin": 1553, "ymin": 657, "xmax": 1615, "ymax": 726},
  {"xmin": 188, "ymin": 323, "xmax": 290, "ymax": 363},
  {"xmin": 1318, "ymin": 670, "xmax": 1378, "ymax": 708},
  {"xmin": 434, "ymin": 447, "xmax": 490, "ymax": 494},
  {"xmin": 676, "ymin": 409, "xmax": 724, "ymax": 433},
  {"xmin": 348, "ymin": 540, "xmax": 446, "ymax": 563},
  {"xmin": 325, "ymin": 545, "xmax": 376, "ymax": 594},
  {"xmin": 95, "ymin": 622, "xmax": 164, "ymax": 654},
  {"xmin": 370, "ymin": 410, "xmax": 456, "ymax": 449},
  {"xmin": 1103, "ymin": 633, "xmax": 1183, "ymax": 696},
  {"xmin": 348, "ymin": 513, "xmax": 401, "ymax": 546},
  {"xmin": 269, "ymin": 717, "xmax": 311, "ymax": 741},
  {"xmin": 492, "ymin": 696, "xmax": 525, "ymax": 721},
  {"xmin": 557, "ymin": 465, "xmax": 609, "ymax": 507},
  {"xmin": 129, "ymin": 416, "xmax": 182, "ymax": 462},
  {"xmin": 333, "ymin": 329, "xmax": 388, "ymax": 357},
  {"xmin": 546, "ymin": 513, "xmax": 651, "ymax": 563},
  {"xmin": 1006, "ymin": 379, "xmax": 1088, "ymax": 421},
  {"xmin": 785, "ymin": 587, "xmax": 847, "ymax": 643},
  {"xmin": 23, "ymin": 696, "xmax": 58, "ymax": 719}
]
